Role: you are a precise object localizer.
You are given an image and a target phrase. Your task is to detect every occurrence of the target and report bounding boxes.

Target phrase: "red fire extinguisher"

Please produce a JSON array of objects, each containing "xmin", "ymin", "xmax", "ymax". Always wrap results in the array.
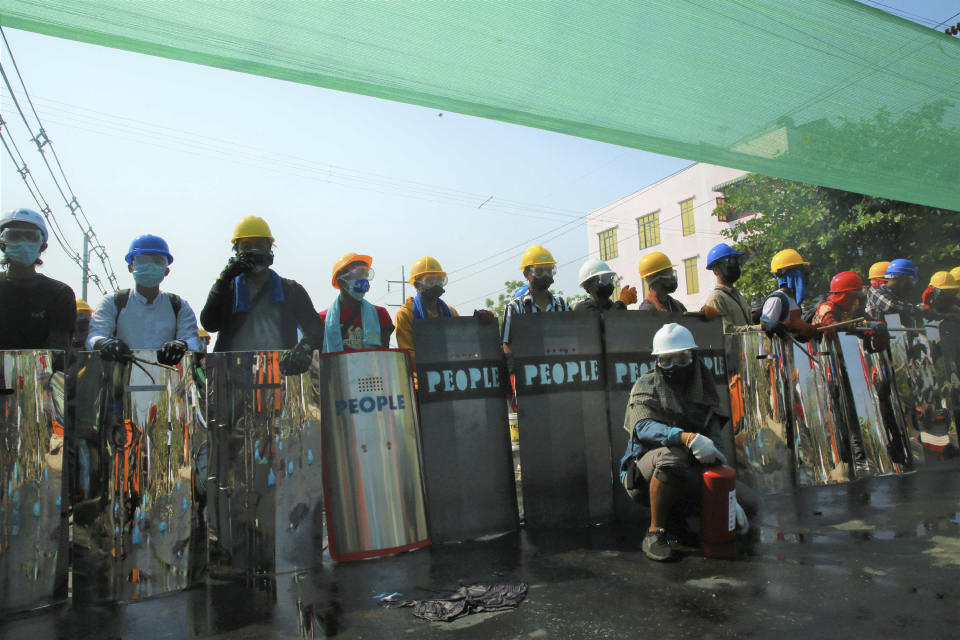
[{"xmin": 700, "ymin": 464, "xmax": 737, "ymax": 558}]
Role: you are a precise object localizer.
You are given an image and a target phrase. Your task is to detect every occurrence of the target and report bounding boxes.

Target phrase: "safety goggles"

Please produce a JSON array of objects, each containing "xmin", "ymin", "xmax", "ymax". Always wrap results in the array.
[
  {"xmin": 419, "ymin": 274, "xmax": 448, "ymax": 288},
  {"xmin": 341, "ymin": 266, "xmax": 374, "ymax": 282},
  {"xmin": 528, "ymin": 265, "xmax": 557, "ymax": 278},
  {"xmin": 656, "ymin": 350, "xmax": 693, "ymax": 369},
  {"xmin": 0, "ymin": 227, "xmax": 43, "ymax": 243},
  {"xmin": 714, "ymin": 256, "xmax": 742, "ymax": 268},
  {"xmin": 594, "ymin": 273, "xmax": 620, "ymax": 287},
  {"xmin": 649, "ymin": 268, "xmax": 676, "ymax": 282},
  {"xmin": 236, "ymin": 238, "xmax": 272, "ymax": 253},
  {"xmin": 132, "ymin": 253, "xmax": 169, "ymax": 266}
]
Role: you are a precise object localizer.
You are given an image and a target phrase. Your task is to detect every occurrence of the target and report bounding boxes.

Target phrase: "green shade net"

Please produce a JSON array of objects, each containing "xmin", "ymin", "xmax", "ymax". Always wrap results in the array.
[{"xmin": 3, "ymin": 0, "xmax": 959, "ymax": 210}]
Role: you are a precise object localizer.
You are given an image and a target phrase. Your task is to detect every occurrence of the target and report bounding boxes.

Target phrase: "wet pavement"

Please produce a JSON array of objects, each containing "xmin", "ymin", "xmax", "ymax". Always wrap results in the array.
[{"xmin": 3, "ymin": 466, "xmax": 960, "ymax": 639}]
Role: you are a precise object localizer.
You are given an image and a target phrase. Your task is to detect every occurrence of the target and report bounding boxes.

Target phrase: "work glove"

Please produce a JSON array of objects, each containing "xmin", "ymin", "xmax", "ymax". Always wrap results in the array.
[
  {"xmin": 921, "ymin": 286, "xmax": 935, "ymax": 309},
  {"xmin": 219, "ymin": 253, "xmax": 255, "ymax": 281},
  {"xmin": 699, "ymin": 305, "xmax": 719, "ymax": 322},
  {"xmin": 473, "ymin": 309, "xmax": 496, "ymax": 326},
  {"xmin": 733, "ymin": 500, "xmax": 749, "ymax": 534},
  {"xmin": 686, "ymin": 433, "xmax": 727, "ymax": 465},
  {"xmin": 157, "ymin": 339, "xmax": 188, "ymax": 366},
  {"xmin": 619, "ymin": 285, "xmax": 638, "ymax": 306},
  {"xmin": 96, "ymin": 338, "xmax": 133, "ymax": 363},
  {"xmin": 279, "ymin": 339, "xmax": 315, "ymax": 376}
]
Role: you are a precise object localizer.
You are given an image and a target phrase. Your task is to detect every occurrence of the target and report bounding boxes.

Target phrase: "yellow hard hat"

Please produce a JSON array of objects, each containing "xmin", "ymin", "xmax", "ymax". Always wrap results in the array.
[
  {"xmin": 409, "ymin": 256, "xmax": 445, "ymax": 284},
  {"xmin": 231, "ymin": 216, "xmax": 275, "ymax": 244},
  {"xmin": 929, "ymin": 271, "xmax": 960, "ymax": 290},
  {"xmin": 198, "ymin": 328, "xmax": 211, "ymax": 338},
  {"xmin": 638, "ymin": 251, "xmax": 677, "ymax": 279},
  {"xmin": 76, "ymin": 299, "xmax": 93, "ymax": 313},
  {"xmin": 950, "ymin": 266, "xmax": 960, "ymax": 282},
  {"xmin": 331, "ymin": 252, "xmax": 373, "ymax": 288},
  {"xmin": 770, "ymin": 249, "xmax": 810, "ymax": 274},
  {"xmin": 521, "ymin": 245, "xmax": 556, "ymax": 270},
  {"xmin": 868, "ymin": 261, "xmax": 890, "ymax": 280}
]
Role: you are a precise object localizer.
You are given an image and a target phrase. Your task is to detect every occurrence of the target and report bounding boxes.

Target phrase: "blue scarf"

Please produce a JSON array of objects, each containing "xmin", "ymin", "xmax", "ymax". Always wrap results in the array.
[
  {"xmin": 322, "ymin": 295, "xmax": 382, "ymax": 353},
  {"xmin": 777, "ymin": 269, "xmax": 808, "ymax": 304},
  {"xmin": 412, "ymin": 293, "xmax": 452, "ymax": 320},
  {"xmin": 233, "ymin": 270, "xmax": 284, "ymax": 312}
]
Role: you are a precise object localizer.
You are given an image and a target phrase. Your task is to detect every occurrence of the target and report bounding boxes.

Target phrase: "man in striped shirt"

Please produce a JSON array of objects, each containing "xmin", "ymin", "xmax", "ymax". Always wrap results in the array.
[{"xmin": 501, "ymin": 244, "xmax": 570, "ymax": 361}]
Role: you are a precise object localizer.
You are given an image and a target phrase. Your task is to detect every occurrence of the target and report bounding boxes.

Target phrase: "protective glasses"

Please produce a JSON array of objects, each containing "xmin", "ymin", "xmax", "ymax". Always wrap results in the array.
[
  {"xmin": 132, "ymin": 253, "xmax": 169, "ymax": 266},
  {"xmin": 419, "ymin": 274, "xmax": 448, "ymax": 288},
  {"xmin": 0, "ymin": 228, "xmax": 43, "ymax": 243},
  {"xmin": 236, "ymin": 238, "xmax": 272, "ymax": 252},
  {"xmin": 649, "ymin": 268, "xmax": 676, "ymax": 282},
  {"xmin": 529, "ymin": 265, "xmax": 557, "ymax": 278},
  {"xmin": 715, "ymin": 256, "xmax": 742, "ymax": 267},
  {"xmin": 594, "ymin": 273, "xmax": 620, "ymax": 286},
  {"xmin": 656, "ymin": 350, "xmax": 693, "ymax": 369},
  {"xmin": 341, "ymin": 266, "xmax": 374, "ymax": 281}
]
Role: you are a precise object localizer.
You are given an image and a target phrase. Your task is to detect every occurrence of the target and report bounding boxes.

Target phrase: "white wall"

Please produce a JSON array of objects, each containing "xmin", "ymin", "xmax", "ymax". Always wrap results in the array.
[{"xmin": 586, "ymin": 163, "xmax": 747, "ymax": 310}]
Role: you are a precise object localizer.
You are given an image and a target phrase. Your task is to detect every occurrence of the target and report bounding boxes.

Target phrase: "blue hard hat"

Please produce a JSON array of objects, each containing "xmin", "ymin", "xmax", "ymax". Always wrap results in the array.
[
  {"xmin": 125, "ymin": 234, "xmax": 173, "ymax": 265},
  {"xmin": 885, "ymin": 258, "xmax": 918, "ymax": 281},
  {"xmin": 705, "ymin": 243, "xmax": 744, "ymax": 269}
]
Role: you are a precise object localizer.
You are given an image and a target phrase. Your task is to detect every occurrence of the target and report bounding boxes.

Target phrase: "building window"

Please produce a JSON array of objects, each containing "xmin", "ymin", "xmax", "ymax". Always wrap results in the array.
[
  {"xmin": 636, "ymin": 211, "xmax": 660, "ymax": 249},
  {"xmin": 598, "ymin": 227, "xmax": 618, "ymax": 260},
  {"xmin": 680, "ymin": 198, "xmax": 695, "ymax": 236},
  {"xmin": 640, "ymin": 278, "xmax": 648, "ymax": 299},
  {"xmin": 684, "ymin": 257, "xmax": 699, "ymax": 295}
]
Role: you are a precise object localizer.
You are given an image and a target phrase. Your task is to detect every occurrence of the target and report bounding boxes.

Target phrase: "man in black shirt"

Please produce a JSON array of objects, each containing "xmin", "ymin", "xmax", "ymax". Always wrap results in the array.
[{"xmin": 0, "ymin": 208, "xmax": 75, "ymax": 351}]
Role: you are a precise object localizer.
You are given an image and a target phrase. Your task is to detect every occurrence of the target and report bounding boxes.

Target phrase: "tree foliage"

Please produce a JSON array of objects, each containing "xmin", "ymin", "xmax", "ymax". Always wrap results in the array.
[{"xmin": 714, "ymin": 174, "xmax": 960, "ymax": 305}]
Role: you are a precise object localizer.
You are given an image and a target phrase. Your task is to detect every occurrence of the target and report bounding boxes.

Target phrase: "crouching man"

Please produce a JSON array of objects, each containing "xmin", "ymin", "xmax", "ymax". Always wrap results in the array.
[{"xmin": 619, "ymin": 323, "xmax": 751, "ymax": 561}]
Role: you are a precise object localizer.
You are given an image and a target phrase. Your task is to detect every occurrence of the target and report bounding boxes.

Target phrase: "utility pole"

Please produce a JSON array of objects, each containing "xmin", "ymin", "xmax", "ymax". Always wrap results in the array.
[
  {"xmin": 81, "ymin": 231, "xmax": 89, "ymax": 301},
  {"xmin": 386, "ymin": 266, "xmax": 407, "ymax": 308}
]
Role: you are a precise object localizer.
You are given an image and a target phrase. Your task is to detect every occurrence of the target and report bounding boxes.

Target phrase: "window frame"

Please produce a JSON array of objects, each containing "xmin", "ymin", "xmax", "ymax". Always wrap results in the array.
[
  {"xmin": 598, "ymin": 226, "xmax": 619, "ymax": 261},
  {"xmin": 636, "ymin": 210, "xmax": 661, "ymax": 250},
  {"xmin": 679, "ymin": 197, "xmax": 695, "ymax": 236},
  {"xmin": 683, "ymin": 256, "xmax": 699, "ymax": 295}
]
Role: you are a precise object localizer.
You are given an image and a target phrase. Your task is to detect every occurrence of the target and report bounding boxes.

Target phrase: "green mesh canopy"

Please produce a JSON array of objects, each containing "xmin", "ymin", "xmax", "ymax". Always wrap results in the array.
[{"xmin": 2, "ymin": 0, "xmax": 959, "ymax": 210}]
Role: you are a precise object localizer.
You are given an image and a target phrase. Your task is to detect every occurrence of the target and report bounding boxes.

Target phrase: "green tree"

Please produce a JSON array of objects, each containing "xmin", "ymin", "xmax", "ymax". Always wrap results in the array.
[{"xmin": 714, "ymin": 174, "xmax": 960, "ymax": 306}]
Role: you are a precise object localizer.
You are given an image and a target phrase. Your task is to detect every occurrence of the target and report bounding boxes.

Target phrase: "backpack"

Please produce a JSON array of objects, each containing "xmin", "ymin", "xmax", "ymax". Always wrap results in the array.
[{"xmin": 113, "ymin": 289, "xmax": 182, "ymax": 326}]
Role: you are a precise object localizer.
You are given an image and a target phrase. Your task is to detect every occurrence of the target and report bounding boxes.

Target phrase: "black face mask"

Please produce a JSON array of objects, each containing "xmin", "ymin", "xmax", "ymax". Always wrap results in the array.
[
  {"xmin": 532, "ymin": 276, "xmax": 554, "ymax": 291},
  {"xmin": 241, "ymin": 251, "xmax": 274, "ymax": 268},
  {"xmin": 596, "ymin": 283, "xmax": 615, "ymax": 299},
  {"xmin": 662, "ymin": 277, "xmax": 678, "ymax": 294},
  {"xmin": 659, "ymin": 362, "xmax": 694, "ymax": 387},
  {"xmin": 422, "ymin": 285, "xmax": 445, "ymax": 300},
  {"xmin": 719, "ymin": 263, "xmax": 742, "ymax": 284}
]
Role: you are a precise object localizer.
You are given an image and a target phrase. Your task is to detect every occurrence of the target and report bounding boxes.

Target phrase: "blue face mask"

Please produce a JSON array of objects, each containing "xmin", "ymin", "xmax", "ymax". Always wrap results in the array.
[
  {"xmin": 2, "ymin": 241, "xmax": 42, "ymax": 267},
  {"xmin": 342, "ymin": 277, "xmax": 370, "ymax": 301},
  {"xmin": 132, "ymin": 263, "xmax": 167, "ymax": 287},
  {"xmin": 777, "ymin": 270, "xmax": 808, "ymax": 304}
]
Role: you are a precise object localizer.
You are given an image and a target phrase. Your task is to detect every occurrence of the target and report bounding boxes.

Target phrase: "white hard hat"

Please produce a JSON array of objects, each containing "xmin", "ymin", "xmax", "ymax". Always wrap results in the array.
[
  {"xmin": 0, "ymin": 208, "xmax": 48, "ymax": 242},
  {"xmin": 651, "ymin": 323, "xmax": 697, "ymax": 355},
  {"xmin": 578, "ymin": 258, "xmax": 617, "ymax": 286}
]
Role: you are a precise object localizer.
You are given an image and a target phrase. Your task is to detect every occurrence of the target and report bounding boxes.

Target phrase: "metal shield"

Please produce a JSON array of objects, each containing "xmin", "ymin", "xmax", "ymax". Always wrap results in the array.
[
  {"xmin": 317, "ymin": 349, "xmax": 429, "ymax": 561},
  {"xmin": 69, "ymin": 351, "xmax": 205, "ymax": 602},
  {"xmin": 511, "ymin": 312, "xmax": 611, "ymax": 528},
  {"xmin": 205, "ymin": 351, "xmax": 324, "ymax": 576},
  {"xmin": 886, "ymin": 314, "xmax": 960, "ymax": 462},
  {"xmin": 414, "ymin": 316, "xmax": 517, "ymax": 543},
  {"xmin": 605, "ymin": 311, "xmax": 730, "ymax": 522},
  {"xmin": 0, "ymin": 351, "xmax": 69, "ymax": 614}
]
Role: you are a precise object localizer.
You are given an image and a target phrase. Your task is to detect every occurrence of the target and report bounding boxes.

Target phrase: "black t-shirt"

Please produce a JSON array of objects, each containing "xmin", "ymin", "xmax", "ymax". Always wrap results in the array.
[{"xmin": 0, "ymin": 272, "xmax": 76, "ymax": 350}]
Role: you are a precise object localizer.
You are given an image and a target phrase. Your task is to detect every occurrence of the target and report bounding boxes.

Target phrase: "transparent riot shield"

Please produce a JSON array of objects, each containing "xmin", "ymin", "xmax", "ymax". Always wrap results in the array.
[
  {"xmin": 726, "ymin": 333, "xmax": 794, "ymax": 493},
  {"xmin": 886, "ymin": 314, "xmax": 960, "ymax": 461},
  {"xmin": 205, "ymin": 351, "xmax": 324, "ymax": 576},
  {"xmin": 604, "ymin": 312, "xmax": 729, "ymax": 522},
  {"xmin": 511, "ymin": 313, "xmax": 611, "ymax": 528},
  {"xmin": 414, "ymin": 316, "xmax": 517, "ymax": 543},
  {"xmin": 70, "ymin": 351, "xmax": 205, "ymax": 602},
  {"xmin": 317, "ymin": 349, "xmax": 429, "ymax": 561},
  {"xmin": 828, "ymin": 331, "xmax": 911, "ymax": 475},
  {"xmin": 0, "ymin": 351, "xmax": 68, "ymax": 614}
]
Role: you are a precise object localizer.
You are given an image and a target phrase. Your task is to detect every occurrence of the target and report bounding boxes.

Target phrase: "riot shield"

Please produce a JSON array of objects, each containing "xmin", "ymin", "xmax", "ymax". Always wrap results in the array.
[
  {"xmin": 414, "ymin": 316, "xmax": 517, "ymax": 543},
  {"xmin": 317, "ymin": 349, "xmax": 429, "ymax": 561},
  {"xmin": 786, "ymin": 338, "xmax": 853, "ymax": 486},
  {"xmin": 205, "ymin": 351, "xmax": 324, "ymax": 576},
  {"xmin": 828, "ymin": 332, "xmax": 911, "ymax": 474},
  {"xmin": 69, "ymin": 350, "xmax": 204, "ymax": 602},
  {"xmin": 604, "ymin": 311, "xmax": 729, "ymax": 522},
  {"xmin": 511, "ymin": 312, "xmax": 611, "ymax": 528},
  {"xmin": 726, "ymin": 333, "xmax": 794, "ymax": 494},
  {"xmin": 0, "ymin": 351, "xmax": 68, "ymax": 614},
  {"xmin": 886, "ymin": 314, "xmax": 960, "ymax": 462}
]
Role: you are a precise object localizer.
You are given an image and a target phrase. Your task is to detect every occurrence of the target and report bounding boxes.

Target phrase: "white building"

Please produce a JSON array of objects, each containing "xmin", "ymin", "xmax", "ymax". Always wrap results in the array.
[{"xmin": 586, "ymin": 163, "xmax": 749, "ymax": 310}]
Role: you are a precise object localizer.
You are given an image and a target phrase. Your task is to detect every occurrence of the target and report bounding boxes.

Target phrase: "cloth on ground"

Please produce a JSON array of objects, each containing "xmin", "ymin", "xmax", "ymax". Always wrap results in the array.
[{"xmin": 377, "ymin": 580, "xmax": 528, "ymax": 622}]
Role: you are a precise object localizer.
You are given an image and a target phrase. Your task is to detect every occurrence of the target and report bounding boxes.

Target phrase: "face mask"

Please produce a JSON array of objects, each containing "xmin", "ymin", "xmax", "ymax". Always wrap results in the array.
[
  {"xmin": 596, "ymin": 283, "xmax": 615, "ymax": 299},
  {"xmin": 342, "ymin": 277, "xmax": 370, "ymax": 301},
  {"xmin": 659, "ymin": 362, "xmax": 694, "ymax": 386},
  {"xmin": 719, "ymin": 263, "xmax": 742, "ymax": 284},
  {"xmin": 422, "ymin": 285, "xmax": 445, "ymax": 299},
  {"xmin": 532, "ymin": 276, "xmax": 554, "ymax": 291},
  {"xmin": 132, "ymin": 263, "xmax": 167, "ymax": 287},
  {"xmin": 241, "ymin": 250, "xmax": 274, "ymax": 273},
  {"xmin": 2, "ymin": 241, "xmax": 42, "ymax": 267},
  {"xmin": 657, "ymin": 275, "xmax": 678, "ymax": 294}
]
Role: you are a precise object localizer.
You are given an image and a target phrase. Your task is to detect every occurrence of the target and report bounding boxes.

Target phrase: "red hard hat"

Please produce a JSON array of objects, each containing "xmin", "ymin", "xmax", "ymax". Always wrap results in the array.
[{"xmin": 829, "ymin": 271, "xmax": 863, "ymax": 293}]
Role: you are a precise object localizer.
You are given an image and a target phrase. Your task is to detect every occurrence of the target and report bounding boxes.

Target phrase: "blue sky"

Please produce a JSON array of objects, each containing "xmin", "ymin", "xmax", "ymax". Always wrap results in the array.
[{"xmin": 1, "ymin": 1, "xmax": 956, "ymax": 331}]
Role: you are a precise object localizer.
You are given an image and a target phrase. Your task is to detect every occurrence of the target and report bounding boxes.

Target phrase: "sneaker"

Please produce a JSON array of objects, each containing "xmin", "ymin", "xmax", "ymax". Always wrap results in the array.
[{"xmin": 642, "ymin": 528, "xmax": 674, "ymax": 561}]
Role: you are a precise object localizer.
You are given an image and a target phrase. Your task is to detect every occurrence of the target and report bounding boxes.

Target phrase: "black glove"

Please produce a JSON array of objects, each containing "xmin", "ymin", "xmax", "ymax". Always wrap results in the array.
[
  {"xmin": 158, "ymin": 339, "xmax": 189, "ymax": 366},
  {"xmin": 219, "ymin": 254, "xmax": 255, "ymax": 281},
  {"xmin": 279, "ymin": 340, "xmax": 315, "ymax": 376},
  {"xmin": 473, "ymin": 309, "xmax": 496, "ymax": 326},
  {"xmin": 97, "ymin": 337, "xmax": 132, "ymax": 362}
]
